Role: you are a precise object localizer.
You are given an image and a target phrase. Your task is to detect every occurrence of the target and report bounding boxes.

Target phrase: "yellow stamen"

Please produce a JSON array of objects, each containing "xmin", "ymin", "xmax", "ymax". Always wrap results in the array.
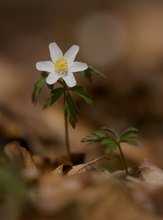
[{"xmin": 54, "ymin": 57, "xmax": 68, "ymax": 75}]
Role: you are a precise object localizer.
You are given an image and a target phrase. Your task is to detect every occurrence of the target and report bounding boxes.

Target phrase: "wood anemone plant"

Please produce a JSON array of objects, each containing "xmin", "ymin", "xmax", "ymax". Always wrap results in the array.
[
  {"xmin": 33, "ymin": 42, "xmax": 107, "ymax": 162},
  {"xmin": 81, "ymin": 127, "xmax": 139, "ymax": 175}
]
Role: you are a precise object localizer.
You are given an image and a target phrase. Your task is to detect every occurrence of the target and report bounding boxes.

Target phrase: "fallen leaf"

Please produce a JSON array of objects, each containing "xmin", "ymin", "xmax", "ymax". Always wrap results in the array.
[
  {"xmin": 4, "ymin": 141, "xmax": 39, "ymax": 179},
  {"xmin": 68, "ymin": 156, "xmax": 110, "ymax": 176},
  {"xmin": 52, "ymin": 162, "xmax": 73, "ymax": 175},
  {"xmin": 139, "ymin": 160, "xmax": 163, "ymax": 188},
  {"xmin": 30, "ymin": 172, "xmax": 162, "ymax": 220}
]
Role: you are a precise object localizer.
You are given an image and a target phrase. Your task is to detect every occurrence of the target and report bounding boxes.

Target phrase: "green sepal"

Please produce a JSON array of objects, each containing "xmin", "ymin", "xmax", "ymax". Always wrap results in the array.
[
  {"xmin": 70, "ymin": 86, "xmax": 93, "ymax": 106},
  {"xmin": 32, "ymin": 76, "xmax": 46, "ymax": 104},
  {"xmin": 43, "ymin": 87, "xmax": 65, "ymax": 109}
]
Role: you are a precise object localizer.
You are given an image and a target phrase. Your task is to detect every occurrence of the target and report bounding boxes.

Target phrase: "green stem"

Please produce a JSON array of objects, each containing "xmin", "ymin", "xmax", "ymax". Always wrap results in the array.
[
  {"xmin": 117, "ymin": 143, "xmax": 129, "ymax": 175},
  {"xmin": 64, "ymin": 89, "xmax": 72, "ymax": 162}
]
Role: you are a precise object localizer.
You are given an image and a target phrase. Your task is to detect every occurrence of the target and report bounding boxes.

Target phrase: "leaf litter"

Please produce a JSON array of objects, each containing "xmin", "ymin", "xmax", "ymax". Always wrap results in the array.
[{"xmin": 0, "ymin": 141, "xmax": 162, "ymax": 220}]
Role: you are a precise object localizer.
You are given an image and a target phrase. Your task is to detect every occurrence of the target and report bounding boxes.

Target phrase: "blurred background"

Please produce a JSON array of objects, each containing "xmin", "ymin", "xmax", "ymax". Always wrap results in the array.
[{"xmin": 1, "ymin": 0, "xmax": 163, "ymax": 167}]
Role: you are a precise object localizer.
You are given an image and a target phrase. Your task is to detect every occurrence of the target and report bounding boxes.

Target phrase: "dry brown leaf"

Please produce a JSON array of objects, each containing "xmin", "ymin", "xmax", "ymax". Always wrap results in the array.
[
  {"xmin": 29, "ymin": 171, "xmax": 162, "ymax": 220},
  {"xmin": 30, "ymin": 172, "xmax": 83, "ymax": 214},
  {"xmin": 139, "ymin": 160, "xmax": 163, "ymax": 188},
  {"xmin": 67, "ymin": 163, "xmax": 92, "ymax": 176},
  {"xmin": 68, "ymin": 156, "xmax": 110, "ymax": 176},
  {"xmin": 4, "ymin": 141, "xmax": 39, "ymax": 178},
  {"xmin": 32, "ymin": 155, "xmax": 46, "ymax": 168},
  {"xmin": 52, "ymin": 162, "xmax": 73, "ymax": 175}
]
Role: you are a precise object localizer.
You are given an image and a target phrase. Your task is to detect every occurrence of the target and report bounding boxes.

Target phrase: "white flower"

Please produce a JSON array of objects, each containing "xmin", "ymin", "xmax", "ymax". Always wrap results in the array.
[{"xmin": 36, "ymin": 42, "xmax": 88, "ymax": 87}]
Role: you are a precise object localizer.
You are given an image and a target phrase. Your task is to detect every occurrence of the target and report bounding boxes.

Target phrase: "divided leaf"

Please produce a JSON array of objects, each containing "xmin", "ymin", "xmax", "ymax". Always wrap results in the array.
[
  {"xmin": 81, "ymin": 135, "xmax": 100, "ymax": 143},
  {"xmin": 65, "ymin": 94, "xmax": 78, "ymax": 128},
  {"xmin": 101, "ymin": 137, "xmax": 117, "ymax": 148},
  {"xmin": 101, "ymin": 127, "xmax": 120, "ymax": 140},
  {"xmin": 81, "ymin": 129, "xmax": 117, "ymax": 154},
  {"xmin": 32, "ymin": 77, "xmax": 46, "ymax": 104},
  {"xmin": 105, "ymin": 144, "xmax": 118, "ymax": 154},
  {"xmin": 93, "ymin": 130, "xmax": 108, "ymax": 138},
  {"xmin": 120, "ymin": 127, "xmax": 138, "ymax": 136},
  {"xmin": 120, "ymin": 127, "xmax": 139, "ymax": 146},
  {"xmin": 82, "ymin": 126, "xmax": 139, "ymax": 154},
  {"xmin": 81, "ymin": 130, "xmax": 108, "ymax": 143},
  {"xmin": 43, "ymin": 87, "xmax": 65, "ymax": 109},
  {"xmin": 70, "ymin": 86, "xmax": 93, "ymax": 106},
  {"xmin": 124, "ymin": 138, "xmax": 139, "ymax": 146}
]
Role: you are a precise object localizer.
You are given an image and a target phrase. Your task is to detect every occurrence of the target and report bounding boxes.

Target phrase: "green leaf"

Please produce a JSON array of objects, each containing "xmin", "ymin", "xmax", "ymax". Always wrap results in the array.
[
  {"xmin": 70, "ymin": 86, "xmax": 93, "ymax": 106},
  {"xmin": 101, "ymin": 137, "xmax": 118, "ymax": 153},
  {"xmin": 88, "ymin": 66, "xmax": 108, "ymax": 79},
  {"xmin": 32, "ymin": 77, "xmax": 46, "ymax": 104},
  {"xmin": 81, "ymin": 135, "xmax": 100, "ymax": 143},
  {"xmin": 82, "ymin": 126, "xmax": 139, "ymax": 155},
  {"xmin": 120, "ymin": 127, "xmax": 138, "ymax": 146},
  {"xmin": 81, "ymin": 129, "xmax": 108, "ymax": 143},
  {"xmin": 120, "ymin": 127, "xmax": 138, "ymax": 136},
  {"xmin": 101, "ymin": 127, "xmax": 120, "ymax": 140},
  {"xmin": 93, "ymin": 130, "xmax": 108, "ymax": 138},
  {"xmin": 43, "ymin": 87, "xmax": 65, "ymax": 109},
  {"xmin": 121, "ymin": 138, "xmax": 139, "ymax": 146},
  {"xmin": 65, "ymin": 94, "xmax": 78, "ymax": 128},
  {"xmin": 105, "ymin": 144, "xmax": 117, "ymax": 154},
  {"xmin": 120, "ymin": 133, "xmax": 137, "ymax": 141},
  {"xmin": 101, "ymin": 137, "xmax": 117, "ymax": 147}
]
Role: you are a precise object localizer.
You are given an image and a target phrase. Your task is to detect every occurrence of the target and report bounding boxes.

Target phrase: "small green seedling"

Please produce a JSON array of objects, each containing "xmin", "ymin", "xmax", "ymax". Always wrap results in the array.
[{"xmin": 82, "ymin": 127, "xmax": 139, "ymax": 175}]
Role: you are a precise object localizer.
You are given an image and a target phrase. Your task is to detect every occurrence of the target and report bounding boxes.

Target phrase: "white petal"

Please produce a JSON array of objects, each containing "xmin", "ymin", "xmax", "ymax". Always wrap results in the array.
[
  {"xmin": 49, "ymin": 42, "xmax": 63, "ymax": 62},
  {"xmin": 46, "ymin": 73, "xmax": 60, "ymax": 85},
  {"xmin": 64, "ymin": 45, "xmax": 79, "ymax": 64},
  {"xmin": 36, "ymin": 61, "xmax": 54, "ymax": 72},
  {"xmin": 69, "ymin": 62, "xmax": 88, "ymax": 73},
  {"xmin": 63, "ymin": 72, "xmax": 76, "ymax": 87}
]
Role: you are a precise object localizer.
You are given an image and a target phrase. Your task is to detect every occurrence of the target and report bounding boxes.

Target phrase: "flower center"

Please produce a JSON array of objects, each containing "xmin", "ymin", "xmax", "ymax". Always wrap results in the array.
[{"xmin": 54, "ymin": 57, "xmax": 68, "ymax": 75}]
